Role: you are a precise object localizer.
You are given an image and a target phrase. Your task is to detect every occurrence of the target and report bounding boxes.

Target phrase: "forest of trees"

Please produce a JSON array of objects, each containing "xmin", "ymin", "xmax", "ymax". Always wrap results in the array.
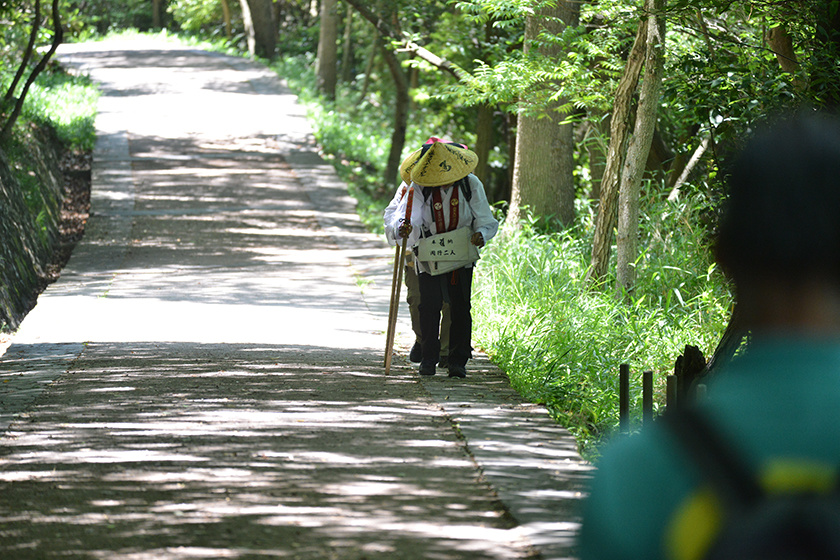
[
  {"xmin": 3, "ymin": 0, "xmax": 840, "ymax": 449},
  {"xmin": 4, "ymin": 0, "xmax": 839, "ymax": 288}
]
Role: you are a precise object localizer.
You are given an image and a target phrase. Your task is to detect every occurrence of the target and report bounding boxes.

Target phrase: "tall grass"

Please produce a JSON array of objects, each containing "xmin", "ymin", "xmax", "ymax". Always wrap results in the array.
[
  {"xmin": 2, "ymin": 66, "xmax": 99, "ymax": 151},
  {"xmin": 472, "ymin": 197, "xmax": 732, "ymax": 457},
  {"xmin": 26, "ymin": 72, "xmax": 99, "ymax": 151}
]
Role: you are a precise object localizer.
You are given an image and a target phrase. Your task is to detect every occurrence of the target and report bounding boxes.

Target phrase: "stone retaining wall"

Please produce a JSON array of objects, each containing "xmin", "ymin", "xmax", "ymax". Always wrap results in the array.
[{"xmin": 0, "ymin": 125, "xmax": 64, "ymax": 331}]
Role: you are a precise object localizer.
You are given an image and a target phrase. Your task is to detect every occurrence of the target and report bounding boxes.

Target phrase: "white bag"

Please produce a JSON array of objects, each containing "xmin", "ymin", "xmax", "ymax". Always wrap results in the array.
[{"xmin": 417, "ymin": 227, "xmax": 479, "ymax": 276}]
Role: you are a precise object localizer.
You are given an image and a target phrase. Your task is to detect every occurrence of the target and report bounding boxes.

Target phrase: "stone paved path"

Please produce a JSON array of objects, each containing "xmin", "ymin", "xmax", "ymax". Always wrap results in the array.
[{"xmin": 0, "ymin": 37, "xmax": 592, "ymax": 560}]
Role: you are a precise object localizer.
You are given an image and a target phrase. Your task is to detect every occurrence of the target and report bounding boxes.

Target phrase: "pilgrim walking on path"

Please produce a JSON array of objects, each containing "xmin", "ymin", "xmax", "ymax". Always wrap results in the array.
[{"xmin": 387, "ymin": 140, "xmax": 499, "ymax": 379}]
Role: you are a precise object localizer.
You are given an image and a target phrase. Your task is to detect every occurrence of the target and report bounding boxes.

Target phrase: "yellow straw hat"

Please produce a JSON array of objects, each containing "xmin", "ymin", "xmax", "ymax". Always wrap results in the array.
[
  {"xmin": 399, "ymin": 147, "xmax": 424, "ymax": 184},
  {"xmin": 399, "ymin": 137, "xmax": 461, "ymax": 184},
  {"xmin": 410, "ymin": 141, "xmax": 478, "ymax": 187}
]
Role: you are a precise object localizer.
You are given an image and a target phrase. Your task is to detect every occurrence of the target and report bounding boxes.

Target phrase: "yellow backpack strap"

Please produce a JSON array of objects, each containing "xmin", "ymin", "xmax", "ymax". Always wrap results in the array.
[
  {"xmin": 662, "ymin": 409, "xmax": 840, "ymax": 560},
  {"xmin": 661, "ymin": 408, "xmax": 761, "ymax": 560}
]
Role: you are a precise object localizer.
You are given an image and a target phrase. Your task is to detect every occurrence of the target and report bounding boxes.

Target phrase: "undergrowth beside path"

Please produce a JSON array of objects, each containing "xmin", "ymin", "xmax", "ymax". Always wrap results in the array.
[{"xmin": 471, "ymin": 208, "xmax": 731, "ymax": 455}]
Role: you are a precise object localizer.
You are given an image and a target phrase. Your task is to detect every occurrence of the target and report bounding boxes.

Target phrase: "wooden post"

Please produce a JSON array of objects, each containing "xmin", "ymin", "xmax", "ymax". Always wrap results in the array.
[
  {"xmin": 642, "ymin": 370, "xmax": 653, "ymax": 426},
  {"xmin": 666, "ymin": 374, "xmax": 678, "ymax": 412},
  {"xmin": 620, "ymin": 364, "xmax": 630, "ymax": 433}
]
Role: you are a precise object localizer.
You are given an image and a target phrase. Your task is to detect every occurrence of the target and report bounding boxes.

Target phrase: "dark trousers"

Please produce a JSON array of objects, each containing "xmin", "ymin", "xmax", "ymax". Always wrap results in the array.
[{"xmin": 418, "ymin": 267, "xmax": 473, "ymax": 368}]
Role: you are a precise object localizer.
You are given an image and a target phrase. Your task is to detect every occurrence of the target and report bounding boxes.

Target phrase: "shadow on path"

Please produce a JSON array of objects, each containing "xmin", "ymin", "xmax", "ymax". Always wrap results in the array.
[{"xmin": 0, "ymin": 37, "xmax": 592, "ymax": 560}]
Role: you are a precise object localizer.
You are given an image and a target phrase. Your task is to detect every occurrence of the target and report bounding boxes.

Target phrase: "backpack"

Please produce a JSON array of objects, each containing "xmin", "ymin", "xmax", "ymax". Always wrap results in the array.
[
  {"xmin": 418, "ymin": 176, "xmax": 475, "ymax": 240},
  {"xmin": 420, "ymin": 175, "xmax": 473, "ymax": 203},
  {"xmin": 664, "ymin": 408, "xmax": 840, "ymax": 560}
]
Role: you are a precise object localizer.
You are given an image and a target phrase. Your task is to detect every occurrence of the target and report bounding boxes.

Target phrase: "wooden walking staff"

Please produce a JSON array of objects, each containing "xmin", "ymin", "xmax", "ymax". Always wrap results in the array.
[{"xmin": 384, "ymin": 186, "xmax": 414, "ymax": 373}]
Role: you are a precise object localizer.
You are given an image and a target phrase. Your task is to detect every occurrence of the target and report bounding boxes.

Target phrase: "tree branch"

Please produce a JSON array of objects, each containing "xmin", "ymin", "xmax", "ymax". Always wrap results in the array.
[
  {"xmin": 344, "ymin": 0, "xmax": 466, "ymax": 81},
  {"xmin": 2, "ymin": 0, "xmax": 41, "ymax": 109},
  {"xmin": 398, "ymin": 42, "xmax": 466, "ymax": 80},
  {"xmin": 0, "ymin": 0, "xmax": 62, "ymax": 145}
]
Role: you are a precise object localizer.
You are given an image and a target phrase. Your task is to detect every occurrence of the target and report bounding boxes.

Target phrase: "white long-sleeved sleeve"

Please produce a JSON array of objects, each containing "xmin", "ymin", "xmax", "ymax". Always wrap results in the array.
[
  {"xmin": 465, "ymin": 174, "xmax": 499, "ymax": 244},
  {"xmin": 383, "ymin": 183, "xmax": 408, "ymax": 247}
]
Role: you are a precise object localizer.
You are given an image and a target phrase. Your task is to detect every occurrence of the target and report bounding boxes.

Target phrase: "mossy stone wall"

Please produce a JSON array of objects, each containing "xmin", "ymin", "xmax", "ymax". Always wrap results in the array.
[{"xmin": 0, "ymin": 124, "xmax": 64, "ymax": 331}]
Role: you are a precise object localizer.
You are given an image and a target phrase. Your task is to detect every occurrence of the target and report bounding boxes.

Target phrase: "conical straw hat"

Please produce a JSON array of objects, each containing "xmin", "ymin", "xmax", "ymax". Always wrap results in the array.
[
  {"xmin": 399, "ymin": 137, "xmax": 460, "ymax": 184},
  {"xmin": 399, "ymin": 147, "xmax": 424, "ymax": 184},
  {"xmin": 409, "ymin": 141, "xmax": 478, "ymax": 187}
]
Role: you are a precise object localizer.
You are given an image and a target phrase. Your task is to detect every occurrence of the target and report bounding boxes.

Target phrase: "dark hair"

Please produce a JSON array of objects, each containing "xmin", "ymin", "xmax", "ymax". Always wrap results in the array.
[{"xmin": 715, "ymin": 113, "xmax": 840, "ymax": 283}]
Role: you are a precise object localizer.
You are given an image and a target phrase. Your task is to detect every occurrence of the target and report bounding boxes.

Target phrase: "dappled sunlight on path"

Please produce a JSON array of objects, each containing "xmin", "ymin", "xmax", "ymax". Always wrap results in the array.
[
  {"xmin": 1, "ymin": 344, "xmax": 527, "ymax": 559},
  {"xmin": 0, "ymin": 36, "xmax": 590, "ymax": 559}
]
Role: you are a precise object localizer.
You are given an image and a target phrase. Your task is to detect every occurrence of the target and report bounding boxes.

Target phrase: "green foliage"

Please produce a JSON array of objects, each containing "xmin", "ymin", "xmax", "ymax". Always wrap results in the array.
[
  {"xmin": 472, "ymin": 197, "xmax": 731, "ymax": 457},
  {"xmin": 17, "ymin": 68, "xmax": 99, "ymax": 151},
  {"xmin": 273, "ymin": 50, "xmax": 486, "ymax": 225},
  {"xmin": 168, "ymin": 0, "xmax": 224, "ymax": 33},
  {"xmin": 168, "ymin": 0, "xmax": 242, "ymax": 41},
  {"xmin": 60, "ymin": 0, "xmax": 159, "ymax": 36}
]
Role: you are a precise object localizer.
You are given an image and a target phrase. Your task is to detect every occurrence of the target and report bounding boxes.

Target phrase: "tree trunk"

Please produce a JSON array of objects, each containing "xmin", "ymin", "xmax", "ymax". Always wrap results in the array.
[
  {"xmin": 316, "ymin": 0, "xmax": 338, "ymax": 99},
  {"xmin": 344, "ymin": 0, "xmax": 467, "ymax": 188},
  {"xmin": 587, "ymin": 20, "xmax": 648, "ymax": 286},
  {"xmin": 507, "ymin": 1, "xmax": 579, "ymax": 228},
  {"xmin": 1, "ymin": 0, "xmax": 62, "ymax": 145},
  {"xmin": 153, "ymin": 0, "xmax": 163, "ymax": 29},
  {"xmin": 475, "ymin": 103, "xmax": 494, "ymax": 189},
  {"xmin": 767, "ymin": 24, "xmax": 806, "ymax": 91},
  {"xmin": 240, "ymin": 0, "xmax": 276, "ymax": 59},
  {"xmin": 667, "ymin": 134, "xmax": 709, "ymax": 200},
  {"xmin": 380, "ymin": 44, "xmax": 410, "ymax": 189},
  {"xmin": 3, "ymin": 0, "xmax": 40, "ymax": 110},
  {"xmin": 357, "ymin": 35, "xmax": 379, "ymax": 107},
  {"xmin": 240, "ymin": 0, "xmax": 256, "ymax": 56},
  {"xmin": 221, "ymin": 0, "xmax": 233, "ymax": 39},
  {"xmin": 615, "ymin": 0, "xmax": 666, "ymax": 293},
  {"xmin": 341, "ymin": 4, "xmax": 354, "ymax": 83},
  {"xmin": 767, "ymin": 25, "xmax": 799, "ymax": 73}
]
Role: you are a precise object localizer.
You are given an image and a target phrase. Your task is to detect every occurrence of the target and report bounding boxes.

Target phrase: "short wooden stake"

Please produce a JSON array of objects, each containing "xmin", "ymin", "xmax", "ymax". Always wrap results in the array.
[
  {"xmin": 642, "ymin": 370, "xmax": 653, "ymax": 426},
  {"xmin": 666, "ymin": 375, "xmax": 678, "ymax": 412},
  {"xmin": 619, "ymin": 364, "xmax": 630, "ymax": 433}
]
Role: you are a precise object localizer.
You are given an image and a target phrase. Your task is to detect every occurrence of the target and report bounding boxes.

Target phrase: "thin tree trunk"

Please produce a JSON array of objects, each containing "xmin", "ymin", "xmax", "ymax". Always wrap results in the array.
[
  {"xmin": 475, "ymin": 103, "xmax": 493, "ymax": 188},
  {"xmin": 357, "ymin": 35, "xmax": 378, "ymax": 106},
  {"xmin": 587, "ymin": 21, "xmax": 648, "ymax": 285},
  {"xmin": 344, "ymin": 0, "xmax": 467, "ymax": 188},
  {"xmin": 668, "ymin": 134, "xmax": 709, "ymax": 201},
  {"xmin": 316, "ymin": 0, "xmax": 338, "ymax": 99},
  {"xmin": 3, "ymin": 0, "xmax": 40, "ymax": 109},
  {"xmin": 221, "ymin": 0, "xmax": 232, "ymax": 39},
  {"xmin": 615, "ymin": 0, "xmax": 666, "ymax": 293},
  {"xmin": 341, "ymin": 4, "xmax": 354, "ymax": 83},
  {"xmin": 380, "ymin": 44, "xmax": 410, "ymax": 189},
  {"xmin": 1, "ymin": 0, "xmax": 62, "ymax": 145},
  {"xmin": 153, "ymin": 0, "xmax": 163, "ymax": 28}
]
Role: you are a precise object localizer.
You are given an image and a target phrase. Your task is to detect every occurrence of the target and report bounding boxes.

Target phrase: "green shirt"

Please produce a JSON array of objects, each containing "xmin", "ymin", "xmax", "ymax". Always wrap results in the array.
[{"xmin": 579, "ymin": 337, "xmax": 840, "ymax": 560}]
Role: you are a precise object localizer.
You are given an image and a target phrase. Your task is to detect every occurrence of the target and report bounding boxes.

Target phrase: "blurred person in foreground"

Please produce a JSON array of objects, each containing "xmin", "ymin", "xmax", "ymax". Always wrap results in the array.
[{"xmin": 579, "ymin": 113, "xmax": 840, "ymax": 560}]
